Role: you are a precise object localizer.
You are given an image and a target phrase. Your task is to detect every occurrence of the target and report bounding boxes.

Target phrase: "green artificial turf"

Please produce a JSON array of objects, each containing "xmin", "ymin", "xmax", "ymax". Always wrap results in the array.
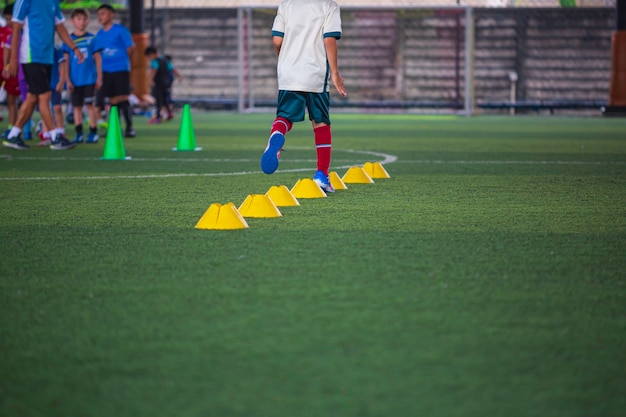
[{"xmin": 1, "ymin": 112, "xmax": 625, "ymax": 417}]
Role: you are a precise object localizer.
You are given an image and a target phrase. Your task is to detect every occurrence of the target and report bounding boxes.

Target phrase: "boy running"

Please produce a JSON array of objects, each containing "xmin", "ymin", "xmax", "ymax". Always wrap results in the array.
[
  {"xmin": 63, "ymin": 8, "xmax": 101, "ymax": 144},
  {"xmin": 261, "ymin": 0, "xmax": 347, "ymax": 193}
]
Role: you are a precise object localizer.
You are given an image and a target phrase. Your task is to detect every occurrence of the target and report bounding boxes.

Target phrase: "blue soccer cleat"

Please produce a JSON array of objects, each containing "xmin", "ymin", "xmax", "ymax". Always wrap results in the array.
[
  {"xmin": 313, "ymin": 170, "xmax": 335, "ymax": 193},
  {"xmin": 260, "ymin": 131, "xmax": 285, "ymax": 174},
  {"xmin": 86, "ymin": 132, "xmax": 99, "ymax": 143},
  {"xmin": 73, "ymin": 133, "xmax": 84, "ymax": 144}
]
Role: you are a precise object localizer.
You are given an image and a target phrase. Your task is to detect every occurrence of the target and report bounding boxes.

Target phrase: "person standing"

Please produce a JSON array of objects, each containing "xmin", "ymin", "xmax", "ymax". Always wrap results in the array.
[
  {"xmin": 2, "ymin": 0, "xmax": 83, "ymax": 150},
  {"xmin": 93, "ymin": 4, "xmax": 135, "ymax": 138},
  {"xmin": 260, "ymin": 0, "xmax": 347, "ymax": 193},
  {"xmin": 63, "ymin": 8, "xmax": 102, "ymax": 144}
]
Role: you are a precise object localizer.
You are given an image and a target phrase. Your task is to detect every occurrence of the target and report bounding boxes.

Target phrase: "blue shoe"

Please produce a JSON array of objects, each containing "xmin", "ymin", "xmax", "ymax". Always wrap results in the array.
[
  {"xmin": 261, "ymin": 131, "xmax": 285, "ymax": 174},
  {"xmin": 73, "ymin": 133, "xmax": 84, "ymax": 144},
  {"xmin": 313, "ymin": 170, "xmax": 335, "ymax": 193},
  {"xmin": 1, "ymin": 129, "xmax": 10, "ymax": 139},
  {"xmin": 23, "ymin": 131, "xmax": 32, "ymax": 140},
  {"xmin": 86, "ymin": 132, "xmax": 99, "ymax": 143},
  {"xmin": 2, "ymin": 135, "xmax": 29, "ymax": 150}
]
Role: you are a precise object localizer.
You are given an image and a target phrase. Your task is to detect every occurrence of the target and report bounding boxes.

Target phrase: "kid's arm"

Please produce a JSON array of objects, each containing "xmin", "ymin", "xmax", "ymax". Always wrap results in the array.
[
  {"xmin": 94, "ymin": 51, "xmax": 102, "ymax": 90},
  {"xmin": 8, "ymin": 22, "xmax": 22, "ymax": 77},
  {"xmin": 2, "ymin": 43, "xmax": 9, "ymax": 68},
  {"xmin": 63, "ymin": 52, "xmax": 74, "ymax": 91},
  {"xmin": 272, "ymin": 36, "xmax": 283, "ymax": 56},
  {"xmin": 57, "ymin": 57, "xmax": 67, "ymax": 92},
  {"xmin": 127, "ymin": 45, "xmax": 134, "ymax": 62},
  {"xmin": 173, "ymin": 67, "xmax": 183, "ymax": 81},
  {"xmin": 55, "ymin": 23, "xmax": 84, "ymax": 64},
  {"xmin": 323, "ymin": 37, "xmax": 346, "ymax": 97}
]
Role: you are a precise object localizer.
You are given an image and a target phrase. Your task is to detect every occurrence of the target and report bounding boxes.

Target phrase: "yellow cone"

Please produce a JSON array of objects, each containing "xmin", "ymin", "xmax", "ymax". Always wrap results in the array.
[
  {"xmin": 195, "ymin": 203, "xmax": 249, "ymax": 230},
  {"xmin": 266, "ymin": 185, "xmax": 300, "ymax": 207},
  {"xmin": 342, "ymin": 166, "xmax": 374, "ymax": 184},
  {"xmin": 291, "ymin": 178, "xmax": 327, "ymax": 198},
  {"xmin": 329, "ymin": 171, "xmax": 348, "ymax": 190},
  {"xmin": 363, "ymin": 161, "xmax": 391, "ymax": 179},
  {"xmin": 100, "ymin": 106, "xmax": 130, "ymax": 160},
  {"xmin": 238, "ymin": 194, "xmax": 282, "ymax": 218}
]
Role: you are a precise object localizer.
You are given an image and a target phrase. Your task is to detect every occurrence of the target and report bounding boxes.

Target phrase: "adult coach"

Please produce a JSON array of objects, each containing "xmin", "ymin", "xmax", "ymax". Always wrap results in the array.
[
  {"xmin": 260, "ymin": 0, "xmax": 347, "ymax": 193},
  {"xmin": 94, "ymin": 3, "xmax": 135, "ymax": 138},
  {"xmin": 2, "ymin": 0, "xmax": 84, "ymax": 150}
]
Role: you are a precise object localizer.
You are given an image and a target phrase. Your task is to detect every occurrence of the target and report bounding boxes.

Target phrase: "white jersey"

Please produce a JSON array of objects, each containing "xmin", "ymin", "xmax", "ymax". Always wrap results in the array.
[{"xmin": 272, "ymin": 0, "xmax": 342, "ymax": 93}]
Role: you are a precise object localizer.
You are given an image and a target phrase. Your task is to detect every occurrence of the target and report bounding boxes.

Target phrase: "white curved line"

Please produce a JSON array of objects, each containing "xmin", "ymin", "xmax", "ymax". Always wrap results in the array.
[{"xmin": 0, "ymin": 149, "xmax": 398, "ymax": 181}]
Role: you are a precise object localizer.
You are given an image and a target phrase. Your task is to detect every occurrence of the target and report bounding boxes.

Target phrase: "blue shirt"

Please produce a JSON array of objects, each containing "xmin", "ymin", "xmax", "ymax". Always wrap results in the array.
[
  {"xmin": 94, "ymin": 23, "xmax": 133, "ymax": 73},
  {"xmin": 62, "ymin": 32, "xmax": 99, "ymax": 86},
  {"xmin": 50, "ymin": 46, "xmax": 65, "ymax": 89},
  {"xmin": 12, "ymin": 0, "xmax": 65, "ymax": 65}
]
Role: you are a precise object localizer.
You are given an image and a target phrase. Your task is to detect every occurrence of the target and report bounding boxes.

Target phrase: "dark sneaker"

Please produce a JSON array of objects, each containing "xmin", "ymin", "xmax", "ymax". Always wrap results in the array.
[
  {"xmin": 1, "ymin": 128, "xmax": 11, "ymax": 139},
  {"xmin": 313, "ymin": 170, "xmax": 335, "ymax": 193},
  {"xmin": 2, "ymin": 135, "xmax": 29, "ymax": 150},
  {"xmin": 260, "ymin": 131, "xmax": 285, "ymax": 174},
  {"xmin": 86, "ymin": 132, "xmax": 99, "ymax": 143},
  {"xmin": 125, "ymin": 128, "xmax": 136, "ymax": 138},
  {"xmin": 50, "ymin": 135, "xmax": 76, "ymax": 150},
  {"xmin": 73, "ymin": 133, "xmax": 84, "ymax": 144}
]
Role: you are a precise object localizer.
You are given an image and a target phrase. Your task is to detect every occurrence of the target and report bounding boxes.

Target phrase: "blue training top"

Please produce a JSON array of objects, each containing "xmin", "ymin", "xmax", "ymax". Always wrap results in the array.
[
  {"xmin": 12, "ymin": 0, "xmax": 65, "ymax": 65},
  {"xmin": 94, "ymin": 23, "xmax": 133, "ymax": 73},
  {"xmin": 62, "ymin": 32, "xmax": 99, "ymax": 87}
]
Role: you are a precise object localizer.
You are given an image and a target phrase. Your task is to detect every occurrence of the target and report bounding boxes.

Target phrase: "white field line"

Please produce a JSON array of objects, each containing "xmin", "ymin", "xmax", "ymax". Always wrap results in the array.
[
  {"xmin": 396, "ymin": 160, "xmax": 626, "ymax": 165},
  {"xmin": 0, "ymin": 149, "xmax": 398, "ymax": 181}
]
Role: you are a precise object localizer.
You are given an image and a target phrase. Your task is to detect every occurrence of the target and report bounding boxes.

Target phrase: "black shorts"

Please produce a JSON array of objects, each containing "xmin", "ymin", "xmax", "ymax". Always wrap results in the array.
[
  {"xmin": 71, "ymin": 84, "xmax": 96, "ymax": 107},
  {"xmin": 22, "ymin": 63, "xmax": 52, "ymax": 95},
  {"xmin": 100, "ymin": 71, "xmax": 130, "ymax": 98}
]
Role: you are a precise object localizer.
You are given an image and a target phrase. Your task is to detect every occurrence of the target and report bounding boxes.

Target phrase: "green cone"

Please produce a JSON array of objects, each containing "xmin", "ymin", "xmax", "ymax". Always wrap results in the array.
[{"xmin": 100, "ymin": 106, "xmax": 128, "ymax": 160}]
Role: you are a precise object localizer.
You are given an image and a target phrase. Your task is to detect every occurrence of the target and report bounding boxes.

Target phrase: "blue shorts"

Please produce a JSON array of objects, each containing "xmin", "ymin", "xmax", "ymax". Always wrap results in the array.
[
  {"xmin": 276, "ymin": 90, "xmax": 331, "ymax": 125},
  {"xmin": 51, "ymin": 91, "xmax": 62, "ymax": 106}
]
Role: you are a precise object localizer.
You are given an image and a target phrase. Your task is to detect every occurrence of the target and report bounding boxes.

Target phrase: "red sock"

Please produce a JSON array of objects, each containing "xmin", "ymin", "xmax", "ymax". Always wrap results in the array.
[
  {"xmin": 314, "ymin": 125, "xmax": 332, "ymax": 176},
  {"xmin": 270, "ymin": 117, "xmax": 292, "ymax": 136}
]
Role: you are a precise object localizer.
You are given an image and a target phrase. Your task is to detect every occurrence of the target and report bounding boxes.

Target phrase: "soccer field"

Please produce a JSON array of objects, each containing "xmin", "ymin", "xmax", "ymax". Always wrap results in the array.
[{"xmin": 1, "ymin": 112, "xmax": 625, "ymax": 416}]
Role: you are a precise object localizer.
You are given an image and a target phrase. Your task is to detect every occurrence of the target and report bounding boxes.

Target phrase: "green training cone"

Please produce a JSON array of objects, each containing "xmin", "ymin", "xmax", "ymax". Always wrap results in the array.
[
  {"xmin": 100, "ymin": 106, "xmax": 130, "ymax": 160},
  {"xmin": 173, "ymin": 104, "xmax": 202, "ymax": 151}
]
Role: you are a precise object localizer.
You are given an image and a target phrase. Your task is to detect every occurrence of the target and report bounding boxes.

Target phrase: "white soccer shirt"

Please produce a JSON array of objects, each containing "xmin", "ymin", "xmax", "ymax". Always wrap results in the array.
[{"xmin": 271, "ymin": 0, "xmax": 342, "ymax": 93}]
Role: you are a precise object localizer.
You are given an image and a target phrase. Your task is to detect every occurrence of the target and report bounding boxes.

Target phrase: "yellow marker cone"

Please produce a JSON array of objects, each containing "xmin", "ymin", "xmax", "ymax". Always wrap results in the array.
[
  {"xmin": 195, "ymin": 203, "xmax": 249, "ymax": 230},
  {"xmin": 342, "ymin": 166, "xmax": 374, "ymax": 184},
  {"xmin": 291, "ymin": 178, "xmax": 327, "ymax": 198},
  {"xmin": 266, "ymin": 185, "xmax": 300, "ymax": 207},
  {"xmin": 238, "ymin": 194, "xmax": 282, "ymax": 218},
  {"xmin": 363, "ymin": 161, "xmax": 390, "ymax": 179},
  {"xmin": 329, "ymin": 171, "xmax": 348, "ymax": 190},
  {"xmin": 100, "ymin": 106, "xmax": 130, "ymax": 160},
  {"xmin": 173, "ymin": 104, "xmax": 202, "ymax": 151}
]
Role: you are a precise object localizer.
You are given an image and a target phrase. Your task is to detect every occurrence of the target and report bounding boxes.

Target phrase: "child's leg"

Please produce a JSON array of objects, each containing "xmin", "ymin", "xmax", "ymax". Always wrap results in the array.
[
  {"xmin": 7, "ymin": 94, "xmax": 18, "ymax": 126},
  {"xmin": 53, "ymin": 104, "xmax": 64, "ymax": 131},
  {"xmin": 86, "ymin": 104, "xmax": 98, "ymax": 129},
  {"xmin": 313, "ymin": 123, "xmax": 332, "ymax": 176},
  {"xmin": 270, "ymin": 116, "xmax": 292, "ymax": 136}
]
